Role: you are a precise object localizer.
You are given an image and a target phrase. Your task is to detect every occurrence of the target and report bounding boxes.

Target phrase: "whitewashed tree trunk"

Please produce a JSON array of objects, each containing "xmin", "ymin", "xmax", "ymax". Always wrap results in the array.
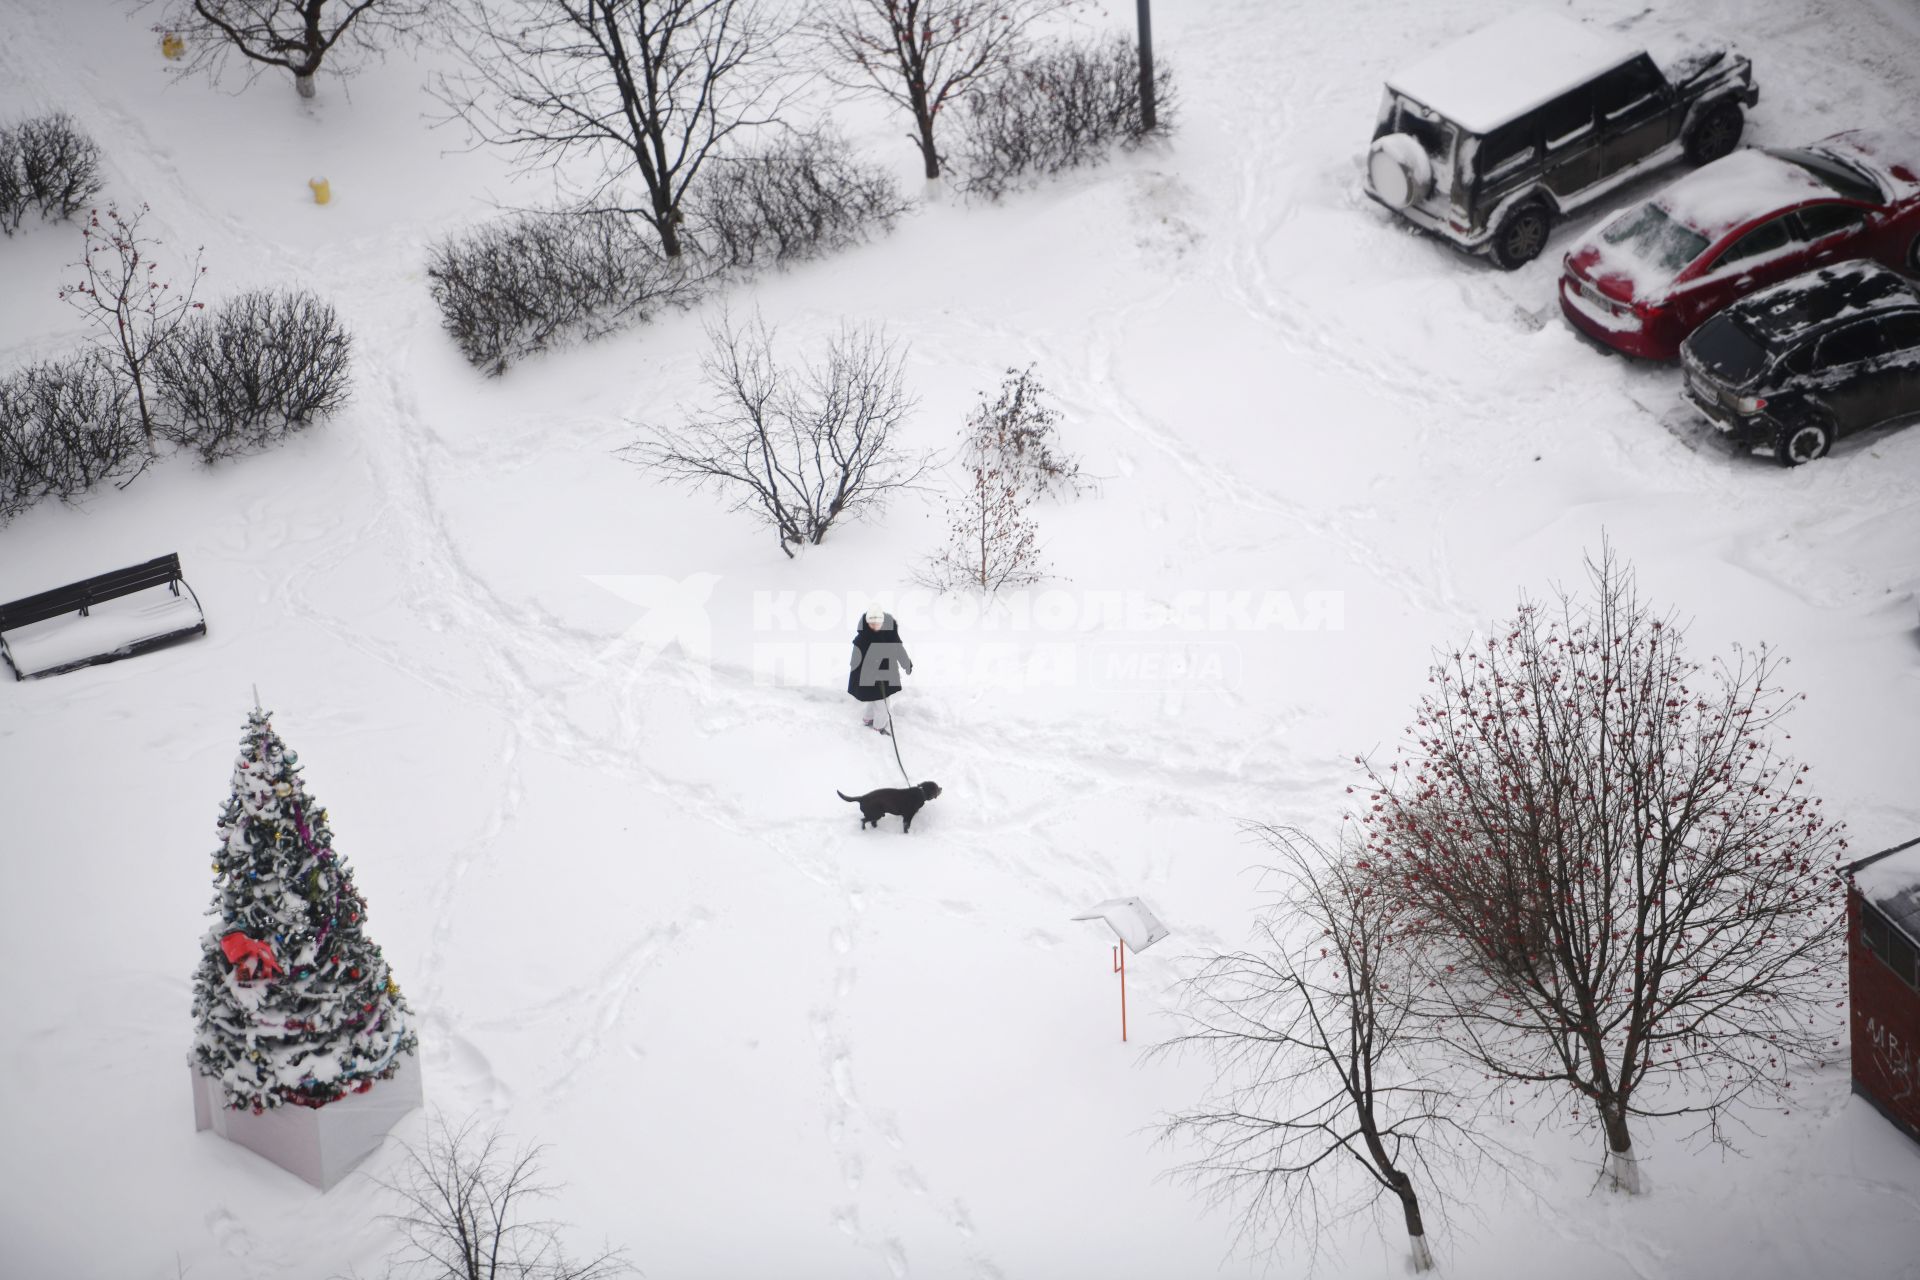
[
  {"xmin": 1408, "ymin": 1232, "xmax": 1435, "ymax": 1272},
  {"xmin": 295, "ymin": 72, "xmax": 317, "ymax": 99},
  {"xmin": 1604, "ymin": 1143, "xmax": 1645, "ymax": 1194}
]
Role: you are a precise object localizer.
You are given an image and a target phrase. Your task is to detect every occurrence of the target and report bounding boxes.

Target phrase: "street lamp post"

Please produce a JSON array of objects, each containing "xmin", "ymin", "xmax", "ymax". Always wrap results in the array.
[{"xmin": 1136, "ymin": 0, "xmax": 1156, "ymax": 133}]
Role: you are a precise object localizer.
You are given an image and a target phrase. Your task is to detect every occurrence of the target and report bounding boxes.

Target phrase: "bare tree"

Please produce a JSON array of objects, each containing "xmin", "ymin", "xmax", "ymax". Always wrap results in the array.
[
  {"xmin": 438, "ymin": 0, "xmax": 792, "ymax": 259},
  {"xmin": 1360, "ymin": 545, "xmax": 1846, "ymax": 1194},
  {"xmin": 966, "ymin": 365, "xmax": 1082, "ymax": 496},
  {"xmin": 375, "ymin": 1114, "xmax": 630, "ymax": 1280},
  {"xmin": 1157, "ymin": 827, "xmax": 1489, "ymax": 1273},
  {"xmin": 57, "ymin": 203, "xmax": 207, "ymax": 441},
  {"xmin": 150, "ymin": 0, "xmax": 437, "ymax": 99},
  {"xmin": 810, "ymin": 0, "xmax": 1073, "ymax": 181},
  {"xmin": 918, "ymin": 429, "xmax": 1045, "ymax": 594},
  {"xmin": 624, "ymin": 310, "xmax": 927, "ymax": 556}
]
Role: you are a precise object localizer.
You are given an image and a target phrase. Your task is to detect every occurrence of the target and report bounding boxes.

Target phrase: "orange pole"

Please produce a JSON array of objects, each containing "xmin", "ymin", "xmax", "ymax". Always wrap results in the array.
[{"xmin": 1113, "ymin": 943, "xmax": 1128, "ymax": 1042}]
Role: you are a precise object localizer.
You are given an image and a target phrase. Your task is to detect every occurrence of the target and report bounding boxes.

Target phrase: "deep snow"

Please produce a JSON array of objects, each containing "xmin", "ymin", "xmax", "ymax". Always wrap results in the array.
[{"xmin": 2, "ymin": 1, "xmax": 1919, "ymax": 1278}]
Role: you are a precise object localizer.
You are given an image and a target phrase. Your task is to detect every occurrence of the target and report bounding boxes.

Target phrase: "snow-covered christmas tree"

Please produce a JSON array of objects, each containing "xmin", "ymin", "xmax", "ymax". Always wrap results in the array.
[{"xmin": 191, "ymin": 705, "xmax": 418, "ymax": 1115}]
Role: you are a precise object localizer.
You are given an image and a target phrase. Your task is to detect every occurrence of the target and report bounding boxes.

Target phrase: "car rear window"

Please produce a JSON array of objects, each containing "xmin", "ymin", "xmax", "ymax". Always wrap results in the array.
[
  {"xmin": 1687, "ymin": 314, "xmax": 1773, "ymax": 384},
  {"xmin": 1768, "ymin": 148, "xmax": 1886, "ymax": 205},
  {"xmin": 1389, "ymin": 97, "xmax": 1456, "ymax": 167},
  {"xmin": 1602, "ymin": 203, "xmax": 1710, "ymax": 275}
]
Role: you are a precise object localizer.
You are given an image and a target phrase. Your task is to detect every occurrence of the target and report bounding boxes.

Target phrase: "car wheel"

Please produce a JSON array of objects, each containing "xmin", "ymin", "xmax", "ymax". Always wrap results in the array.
[
  {"xmin": 1774, "ymin": 418, "xmax": 1833, "ymax": 467},
  {"xmin": 1488, "ymin": 203, "xmax": 1552, "ymax": 271},
  {"xmin": 1684, "ymin": 103, "xmax": 1744, "ymax": 166},
  {"xmin": 1909, "ymin": 232, "xmax": 1920, "ymax": 274}
]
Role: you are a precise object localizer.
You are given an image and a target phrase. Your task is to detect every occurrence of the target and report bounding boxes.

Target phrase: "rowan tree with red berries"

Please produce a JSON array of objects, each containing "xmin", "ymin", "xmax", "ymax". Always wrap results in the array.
[
  {"xmin": 57, "ymin": 202, "xmax": 205, "ymax": 441},
  {"xmin": 1355, "ymin": 545, "xmax": 1845, "ymax": 1194}
]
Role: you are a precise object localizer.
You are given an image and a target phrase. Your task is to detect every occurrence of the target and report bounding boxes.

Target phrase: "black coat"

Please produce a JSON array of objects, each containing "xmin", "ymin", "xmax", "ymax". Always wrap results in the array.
[{"xmin": 848, "ymin": 614, "xmax": 912, "ymax": 702}]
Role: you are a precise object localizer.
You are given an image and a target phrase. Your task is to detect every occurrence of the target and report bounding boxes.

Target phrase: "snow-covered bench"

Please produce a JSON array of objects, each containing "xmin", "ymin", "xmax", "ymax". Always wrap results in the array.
[{"xmin": 0, "ymin": 553, "xmax": 207, "ymax": 680}]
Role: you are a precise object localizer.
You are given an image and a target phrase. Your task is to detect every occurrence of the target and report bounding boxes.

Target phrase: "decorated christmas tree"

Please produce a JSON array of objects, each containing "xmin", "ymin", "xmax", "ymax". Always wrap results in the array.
[{"xmin": 191, "ymin": 705, "xmax": 417, "ymax": 1113}]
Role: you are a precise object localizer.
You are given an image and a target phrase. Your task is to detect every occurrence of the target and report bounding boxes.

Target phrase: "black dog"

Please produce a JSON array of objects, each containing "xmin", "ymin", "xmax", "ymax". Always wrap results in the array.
[{"xmin": 836, "ymin": 782, "xmax": 942, "ymax": 832}]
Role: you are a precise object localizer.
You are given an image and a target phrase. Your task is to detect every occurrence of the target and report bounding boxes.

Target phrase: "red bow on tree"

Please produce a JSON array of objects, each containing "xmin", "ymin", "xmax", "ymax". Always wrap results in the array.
[{"xmin": 221, "ymin": 931, "xmax": 282, "ymax": 980}]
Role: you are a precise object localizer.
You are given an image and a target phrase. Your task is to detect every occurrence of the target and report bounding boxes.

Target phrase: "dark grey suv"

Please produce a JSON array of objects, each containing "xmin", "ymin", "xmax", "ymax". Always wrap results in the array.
[
  {"xmin": 1681, "ymin": 261, "xmax": 1920, "ymax": 465},
  {"xmin": 1366, "ymin": 10, "xmax": 1758, "ymax": 269}
]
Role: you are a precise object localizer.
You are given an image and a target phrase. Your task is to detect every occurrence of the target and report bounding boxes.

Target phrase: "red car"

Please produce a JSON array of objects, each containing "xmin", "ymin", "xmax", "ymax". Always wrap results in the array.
[{"xmin": 1559, "ymin": 131, "xmax": 1920, "ymax": 359}]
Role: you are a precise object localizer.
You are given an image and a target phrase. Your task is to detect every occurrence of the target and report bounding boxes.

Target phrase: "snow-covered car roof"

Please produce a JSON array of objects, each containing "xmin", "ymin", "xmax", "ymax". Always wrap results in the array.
[
  {"xmin": 1386, "ymin": 9, "xmax": 1639, "ymax": 135},
  {"xmin": 1718, "ymin": 261, "xmax": 1920, "ymax": 347},
  {"xmin": 1855, "ymin": 839, "xmax": 1920, "ymax": 944},
  {"xmin": 1652, "ymin": 148, "xmax": 1835, "ymax": 241}
]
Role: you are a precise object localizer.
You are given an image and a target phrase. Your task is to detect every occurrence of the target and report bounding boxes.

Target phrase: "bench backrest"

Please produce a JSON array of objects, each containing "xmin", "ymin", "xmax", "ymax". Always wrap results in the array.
[{"xmin": 0, "ymin": 553, "xmax": 186, "ymax": 633}]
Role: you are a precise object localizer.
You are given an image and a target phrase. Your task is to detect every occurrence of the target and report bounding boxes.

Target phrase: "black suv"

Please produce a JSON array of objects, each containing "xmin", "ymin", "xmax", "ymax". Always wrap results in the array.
[
  {"xmin": 1680, "ymin": 261, "xmax": 1920, "ymax": 464},
  {"xmin": 1366, "ymin": 10, "xmax": 1757, "ymax": 269}
]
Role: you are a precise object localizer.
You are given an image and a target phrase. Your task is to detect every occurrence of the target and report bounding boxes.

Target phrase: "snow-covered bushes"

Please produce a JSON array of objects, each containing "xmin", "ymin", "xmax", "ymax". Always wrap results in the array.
[
  {"xmin": 0, "ymin": 351, "xmax": 146, "ymax": 522},
  {"xmin": 426, "ymin": 210, "xmax": 696, "ymax": 376},
  {"xmin": 958, "ymin": 36, "xmax": 1174, "ymax": 199},
  {"xmin": 154, "ymin": 288, "xmax": 353, "ymax": 463},
  {"xmin": 689, "ymin": 127, "xmax": 911, "ymax": 271},
  {"xmin": 0, "ymin": 112, "xmax": 103, "ymax": 234}
]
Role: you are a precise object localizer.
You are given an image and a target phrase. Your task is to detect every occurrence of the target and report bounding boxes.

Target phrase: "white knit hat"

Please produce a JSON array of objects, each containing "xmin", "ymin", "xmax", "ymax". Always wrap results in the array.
[{"xmin": 865, "ymin": 608, "xmax": 887, "ymax": 630}]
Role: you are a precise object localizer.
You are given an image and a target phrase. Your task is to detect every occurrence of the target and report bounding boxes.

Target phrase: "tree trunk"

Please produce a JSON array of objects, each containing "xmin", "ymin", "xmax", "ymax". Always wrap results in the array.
[
  {"xmin": 295, "ymin": 72, "xmax": 317, "ymax": 99},
  {"xmin": 907, "ymin": 78, "xmax": 940, "ymax": 179},
  {"xmin": 1394, "ymin": 1175, "xmax": 1433, "ymax": 1272},
  {"xmin": 1600, "ymin": 1104, "xmax": 1644, "ymax": 1194}
]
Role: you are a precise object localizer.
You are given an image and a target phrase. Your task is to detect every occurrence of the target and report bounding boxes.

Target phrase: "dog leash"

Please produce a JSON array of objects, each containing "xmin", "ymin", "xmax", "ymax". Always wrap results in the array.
[{"xmin": 884, "ymin": 699, "xmax": 911, "ymax": 783}]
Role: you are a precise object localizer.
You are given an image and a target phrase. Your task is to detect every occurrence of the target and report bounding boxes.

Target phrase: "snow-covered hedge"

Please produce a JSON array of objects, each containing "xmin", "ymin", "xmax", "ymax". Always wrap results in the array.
[
  {"xmin": 0, "ymin": 112, "xmax": 103, "ymax": 235},
  {"xmin": 958, "ymin": 36, "xmax": 1174, "ymax": 200},
  {"xmin": 688, "ymin": 127, "xmax": 911, "ymax": 271},
  {"xmin": 0, "ymin": 351, "xmax": 146, "ymax": 522},
  {"xmin": 426, "ymin": 210, "xmax": 696, "ymax": 376},
  {"xmin": 154, "ymin": 288, "xmax": 354, "ymax": 463}
]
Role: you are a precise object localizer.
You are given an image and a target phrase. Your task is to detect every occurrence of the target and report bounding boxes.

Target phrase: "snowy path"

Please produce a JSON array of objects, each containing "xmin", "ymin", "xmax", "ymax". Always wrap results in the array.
[{"xmin": 3, "ymin": 0, "xmax": 1919, "ymax": 1277}]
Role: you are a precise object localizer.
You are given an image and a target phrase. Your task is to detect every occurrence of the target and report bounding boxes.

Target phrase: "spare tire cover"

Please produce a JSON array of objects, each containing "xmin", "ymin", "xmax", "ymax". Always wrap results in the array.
[{"xmin": 1368, "ymin": 133, "xmax": 1434, "ymax": 210}]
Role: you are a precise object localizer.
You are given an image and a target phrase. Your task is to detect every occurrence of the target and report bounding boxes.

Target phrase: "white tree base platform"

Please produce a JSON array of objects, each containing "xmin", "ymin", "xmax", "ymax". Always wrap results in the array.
[{"xmin": 191, "ymin": 1055, "xmax": 423, "ymax": 1189}]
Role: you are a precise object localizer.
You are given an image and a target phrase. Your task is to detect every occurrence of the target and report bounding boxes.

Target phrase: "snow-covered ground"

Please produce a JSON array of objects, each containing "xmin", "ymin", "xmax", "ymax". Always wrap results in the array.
[{"xmin": 3, "ymin": 1, "xmax": 1919, "ymax": 1277}]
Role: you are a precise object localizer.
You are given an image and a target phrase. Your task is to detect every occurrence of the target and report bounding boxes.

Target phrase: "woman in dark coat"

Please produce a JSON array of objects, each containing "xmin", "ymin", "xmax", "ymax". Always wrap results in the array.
[{"xmin": 848, "ymin": 608, "xmax": 912, "ymax": 733}]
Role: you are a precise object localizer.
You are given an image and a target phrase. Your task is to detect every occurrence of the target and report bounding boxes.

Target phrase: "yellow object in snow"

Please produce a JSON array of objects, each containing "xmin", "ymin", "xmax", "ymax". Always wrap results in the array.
[
  {"xmin": 161, "ymin": 32, "xmax": 185, "ymax": 60},
  {"xmin": 308, "ymin": 177, "xmax": 331, "ymax": 205}
]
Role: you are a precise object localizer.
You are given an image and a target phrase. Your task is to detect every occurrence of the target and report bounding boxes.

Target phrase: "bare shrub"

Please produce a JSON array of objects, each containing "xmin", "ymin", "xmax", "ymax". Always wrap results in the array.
[
  {"xmin": 154, "ymin": 288, "xmax": 353, "ymax": 463},
  {"xmin": 959, "ymin": 34, "xmax": 1175, "ymax": 200},
  {"xmin": 0, "ymin": 127, "xmax": 26, "ymax": 236},
  {"xmin": 0, "ymin": 113, "xmax": 104, "ymax": 235},
  {"xmin": 17, "ymin": 113, "xmax": 105, "ymax": 222},
  {"xmin": 376, "ymin": 1114, "xmax": 630, "ymax": 1280},
  {"xmin": 1362, "ymin": 545, "xmax": 1846, "ymax": 1194},
  {"xmin": 625, "ymin": 310, "xmax": 927, "ymax": 557},
  {"xmin": 426, "ymin": 210, "xmax": 698, "ymax": 375},
  {"xmin": 688, "ymin": 126, "xmax": 910, "ymax": 271},
  {"xmin": 0, "ymin": 351, "xmax": 147, "ymax": 522}
]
